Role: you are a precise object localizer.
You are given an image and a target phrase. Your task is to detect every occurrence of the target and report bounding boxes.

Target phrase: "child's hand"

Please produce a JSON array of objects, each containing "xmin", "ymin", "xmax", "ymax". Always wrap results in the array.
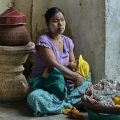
[
  {"xmin": 42, "ymin": 68, "xmax": 49, "ymax": 78},
  {"xmin": 67, "ymin": 61, "xmax": 77, "ymax": 71}
]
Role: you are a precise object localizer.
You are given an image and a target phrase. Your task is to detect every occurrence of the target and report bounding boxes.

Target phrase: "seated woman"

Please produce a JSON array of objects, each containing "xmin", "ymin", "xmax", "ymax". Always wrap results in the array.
[{"xmin": 22, "ymin": 7, "xmax": 91, "ymax": 116}]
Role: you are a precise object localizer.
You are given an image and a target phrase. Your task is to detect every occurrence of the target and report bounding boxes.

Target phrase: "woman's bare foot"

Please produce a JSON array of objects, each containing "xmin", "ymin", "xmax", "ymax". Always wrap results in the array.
[{"xmin": 21, "ymin": 80, "xmax": 30, "ymax": 94}]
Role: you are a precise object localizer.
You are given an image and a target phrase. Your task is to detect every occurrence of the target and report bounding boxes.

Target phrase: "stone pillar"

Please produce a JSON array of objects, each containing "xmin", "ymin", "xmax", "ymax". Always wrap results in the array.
[{"xmin": 105, "ymin": 0, "xmax": 120, "ymax": 81}]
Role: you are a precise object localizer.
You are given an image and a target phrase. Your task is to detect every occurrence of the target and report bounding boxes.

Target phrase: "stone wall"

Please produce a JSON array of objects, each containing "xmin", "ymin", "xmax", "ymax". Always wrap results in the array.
[
  {"xmin": 105, "ymin": 0, "xmax": 120, "ymax": 81},
  {"xmin": 0, "ymin": 0, "xmax": 12, "ymax": 14}
]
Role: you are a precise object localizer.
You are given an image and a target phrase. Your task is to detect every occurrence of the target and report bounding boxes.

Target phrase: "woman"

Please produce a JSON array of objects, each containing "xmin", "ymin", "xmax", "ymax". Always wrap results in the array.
[{"xmin": 25, "ymin": 7, "xmax": 91, "ymax": 116}]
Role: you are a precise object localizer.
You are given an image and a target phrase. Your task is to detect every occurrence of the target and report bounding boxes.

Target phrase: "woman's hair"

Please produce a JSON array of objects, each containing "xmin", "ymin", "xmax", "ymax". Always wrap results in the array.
[{"xmin": 44, "ymin": 7, "xmax": 64, "ymax": 25}]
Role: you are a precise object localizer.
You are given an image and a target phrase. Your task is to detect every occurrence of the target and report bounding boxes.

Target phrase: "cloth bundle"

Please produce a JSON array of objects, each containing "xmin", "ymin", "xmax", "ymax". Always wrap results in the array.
[{"xmin": 29, "ymin": 68, "xmax": 67, "ymax": 100}]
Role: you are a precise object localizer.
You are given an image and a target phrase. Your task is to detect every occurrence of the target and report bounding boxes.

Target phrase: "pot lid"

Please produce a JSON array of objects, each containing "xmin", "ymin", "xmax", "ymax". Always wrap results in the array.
[{"xmin": 0, "ymin": 6, "xmax": 26, "ymax": 25}]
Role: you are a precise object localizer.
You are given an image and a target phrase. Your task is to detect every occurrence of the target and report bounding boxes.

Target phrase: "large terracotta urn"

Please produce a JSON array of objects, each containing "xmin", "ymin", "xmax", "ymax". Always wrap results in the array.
[
  {"xmin": 0, "ymin": 7, "xmax": 35, "ymax": 101},
  {"xmin": 0, "ymin": 7, "xmax": 31, "ymax": 46}
]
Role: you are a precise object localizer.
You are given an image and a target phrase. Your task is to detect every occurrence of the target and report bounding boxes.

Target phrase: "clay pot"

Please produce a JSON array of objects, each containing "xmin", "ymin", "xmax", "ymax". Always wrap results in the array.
[
  {"xmin": 0, "ymin": 25, "xmax": 31, "ymax": 46},
  {"xmin": 0, "ymin": 7, "xmax": 31, "ymax": 46}
]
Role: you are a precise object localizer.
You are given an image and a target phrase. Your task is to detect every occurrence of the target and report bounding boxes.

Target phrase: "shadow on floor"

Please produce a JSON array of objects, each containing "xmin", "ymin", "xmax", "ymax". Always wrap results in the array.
[{"xmin": 0, "ymin": 100, "xmax": 33, "ymax": 117}]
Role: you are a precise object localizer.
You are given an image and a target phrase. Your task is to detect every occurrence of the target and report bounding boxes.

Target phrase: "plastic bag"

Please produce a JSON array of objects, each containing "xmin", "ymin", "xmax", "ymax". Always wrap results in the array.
[{"xmin": 76, "ymin": 55, "xmax": 91, "ymax": 81}]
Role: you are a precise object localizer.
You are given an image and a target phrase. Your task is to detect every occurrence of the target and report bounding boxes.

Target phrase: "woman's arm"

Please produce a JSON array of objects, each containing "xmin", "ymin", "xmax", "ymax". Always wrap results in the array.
[
  {"xmin": 37, "ymin": 46, "xmax": 83, "ymax": 86},
  {"xmin": 66, "ymin": 49, "xmax": 77, "ymax": 71},
  {"xmin": 69, "ymin": 48, "xmax": 75, "ymax": 62}
]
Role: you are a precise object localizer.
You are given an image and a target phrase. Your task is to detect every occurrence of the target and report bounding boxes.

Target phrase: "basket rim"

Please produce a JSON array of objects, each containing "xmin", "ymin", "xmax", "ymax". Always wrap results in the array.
[
  {"xmin": 82, "ymin": 98, "xmax": 120, "ymax": 115},
  {"xmin": 0, "ymin": 42, "xmax": 35, "ymax": 52}
]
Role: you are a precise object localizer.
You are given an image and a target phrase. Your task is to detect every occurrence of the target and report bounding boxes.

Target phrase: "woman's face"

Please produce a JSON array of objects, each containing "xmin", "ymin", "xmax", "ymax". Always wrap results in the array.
[{"xmin": 48, "ymin": 12, "xmax": 66, "ymax": 35}]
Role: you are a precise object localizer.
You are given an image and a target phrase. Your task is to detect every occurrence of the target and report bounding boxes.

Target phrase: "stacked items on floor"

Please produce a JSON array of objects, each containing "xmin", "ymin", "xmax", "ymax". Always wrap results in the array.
[{"xmin": 0, "ymin": 5, "xmax": 35, "ymax": 101}]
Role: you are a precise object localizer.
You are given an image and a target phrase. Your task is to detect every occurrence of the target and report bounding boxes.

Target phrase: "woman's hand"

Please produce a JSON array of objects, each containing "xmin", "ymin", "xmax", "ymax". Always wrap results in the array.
[
  {"xmin": 66, "ymin": 72, "xmax": 84, "ymax": 91},
  {"xmin": 73, "ymin": 72, "xmax": 84, "ymax": 87}
]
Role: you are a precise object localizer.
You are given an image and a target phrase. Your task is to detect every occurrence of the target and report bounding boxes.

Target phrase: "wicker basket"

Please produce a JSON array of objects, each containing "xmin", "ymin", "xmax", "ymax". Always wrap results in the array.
[
  {"xmin": 86, "ymin": 108, "xmax": 120, "ymax": 120},
  {"xmin": 82, "ymin": 99, "xmax": 120, "ymax": 120},
  {"xmin": 0, "ymin": 42, "xmax": 35, "ymax": 101}
]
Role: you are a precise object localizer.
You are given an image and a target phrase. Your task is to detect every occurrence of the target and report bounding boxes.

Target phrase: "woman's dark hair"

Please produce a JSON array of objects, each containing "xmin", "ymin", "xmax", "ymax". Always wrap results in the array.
[{"xmin": 44, "ymin": 7, "xmax": 64, "ymax": 24}]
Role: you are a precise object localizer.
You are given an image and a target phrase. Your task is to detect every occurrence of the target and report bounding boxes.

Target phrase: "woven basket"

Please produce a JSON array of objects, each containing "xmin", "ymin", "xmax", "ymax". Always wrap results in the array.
[
  {"xmin": 0, "ymin": 42, "xmax": 35, "ymax": 101},
  {"xmin": 0, "ymin": 42, "xmax": 35, "ymax": 64},
  {"xmin": 82, "ymin": 99, "xmax": 120, "ymax": 120},
  {"xmin": 86, "ymin": 108, "xmax": 120, "ymax": 120},
  {"xmin": 0, "ymin": 74, "xmax": 26, "ymax": 101}
]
